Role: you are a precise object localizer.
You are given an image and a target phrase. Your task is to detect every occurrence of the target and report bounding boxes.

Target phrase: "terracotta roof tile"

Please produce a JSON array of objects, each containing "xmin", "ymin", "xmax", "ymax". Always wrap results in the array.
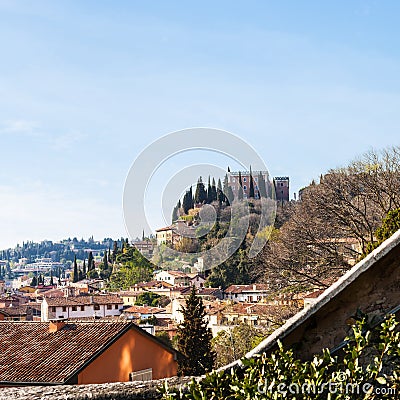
[
  {"xmin": 44, "ymin": 295, "xmax": 123, "ymax": 307},
  {"xmin": 0, "ymin": 321, "xmax": 134, "ymax": 384}
]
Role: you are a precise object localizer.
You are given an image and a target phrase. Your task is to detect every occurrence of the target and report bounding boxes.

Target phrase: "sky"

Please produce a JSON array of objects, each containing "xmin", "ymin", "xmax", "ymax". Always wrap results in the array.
[{"xmin": 0, "ymin": 0, "xmax": 400, "ymax": 249}]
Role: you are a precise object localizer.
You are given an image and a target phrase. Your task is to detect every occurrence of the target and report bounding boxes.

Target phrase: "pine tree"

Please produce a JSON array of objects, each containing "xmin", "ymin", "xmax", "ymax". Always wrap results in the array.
[
  {"xmin": 238, "ymin": 171, "xmax": 244, "ymax": 200},
  {"xmin": 176, "ymin": 286, "xmax": 215, "ymax": 375},
  {"xmin": 73, "ymin": 255, "xmax": 78, "ymax": 283},
  {"xmin": 249, "ymin": 166, "xmax": 255, "ymax": 198}
]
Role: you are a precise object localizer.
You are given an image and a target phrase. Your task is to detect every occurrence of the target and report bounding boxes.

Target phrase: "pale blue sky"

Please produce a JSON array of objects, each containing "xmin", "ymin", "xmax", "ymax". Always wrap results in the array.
[{"xmin": 0, "ymin": 1, "xmax": 399, "ymax": 248}]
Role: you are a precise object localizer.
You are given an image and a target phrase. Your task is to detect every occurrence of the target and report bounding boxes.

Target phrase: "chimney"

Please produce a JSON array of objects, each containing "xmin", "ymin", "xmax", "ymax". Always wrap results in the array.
[
  {"xmin": 49, "ymin": 319, "xmax": 66, "ymax": 333},
  {"xmin": 253, "ymin": 284, "xmax": 257, "ymax": 291}
]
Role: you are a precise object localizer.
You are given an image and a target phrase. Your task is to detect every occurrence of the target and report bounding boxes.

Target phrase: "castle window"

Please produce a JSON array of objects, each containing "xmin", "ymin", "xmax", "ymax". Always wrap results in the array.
[
  {"xmin": 243, "ymin": 177, "xmax": 247, "ymax": 182},
  {"xmin": 243, "ymin": 185, "xmax": 247, "ymax": 190}
]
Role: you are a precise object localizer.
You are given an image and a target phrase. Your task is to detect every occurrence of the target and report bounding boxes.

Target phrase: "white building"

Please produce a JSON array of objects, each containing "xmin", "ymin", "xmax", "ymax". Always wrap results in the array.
[
  {"xmin": 41, "ymin": 295, "xmax": 123, "ymax": 321},
  {"xmin": 223, "ymin": 284, "xmax": 270, "ymax": 303}
]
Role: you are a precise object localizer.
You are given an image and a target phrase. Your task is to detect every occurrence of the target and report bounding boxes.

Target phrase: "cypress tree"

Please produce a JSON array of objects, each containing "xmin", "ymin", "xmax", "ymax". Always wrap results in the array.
[
  {"xmin": 50, "ymin": 269, "xmax": 54, "ymax": 286},
  {"xmin": 194, "ymin": 177, "xmax": 207, "ymax": 204},
  {"xmin": 73, "ymin": 255, "xmax": 78, "ymax": 283},
  {"xmin": 211, "ymin": 178, "xmax": 217, "ymax": 201},
  {"xmin": 82, "ymin": 259, "xmax": 86, "ymax": 277},
  {"xmin": 238, "ymin": 172, "xmax": 244, "ymax": 201},
  {"xmin": 112, "ymin": 241, "xmax": 118, "ymax": 262},
  {"xmin": 207, "ymin": 176, "xmax": 212, "ymax": 204},
  {"xmin": 172, "ymin": 205, "xmax": 179, "ymax": 223},
  {"xmin": 249, "ymin": 166, "xmax": 255, "ymax": 198},
  {"xmin": 217, "ymin": 178, "xmax": 224, "ymax": 204},
  {"xmin": 88, "ymin": 251, "xmax": 94, "ymax": 272},
  {"xmin": 176, "ymin": 286, "xmax": 215, "ymax": 376},
  {"xmin": 30, "ymin": 274, "xmax": 37, "ymax": 287},
  {"xmin": 258, "ymin": 171, "xmax": 267, "ymax": 198},
  {"xmin": 103, "ymin": 251, "xmax": 109, "ymax": 271},
  {"xmin": 182, "ymin": 190, "xmax": 191, "ymax": 214}
]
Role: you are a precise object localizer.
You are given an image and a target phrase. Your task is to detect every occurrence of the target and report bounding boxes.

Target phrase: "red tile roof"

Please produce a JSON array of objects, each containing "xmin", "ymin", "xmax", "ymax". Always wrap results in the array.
[
  {"xmin": 44, "ymin": 295, "xmax": 123, "ymax": 307},
  {"xmin": 0, "ymin": 321, "xmax": 176, "ymax": 384},
  {"xmin": 224, "ymin": 284, "xmax": 269, "ymax": 294},
  {"xmin": 124, "ymin": 305, "xmax": 166, "ymax": 314}
]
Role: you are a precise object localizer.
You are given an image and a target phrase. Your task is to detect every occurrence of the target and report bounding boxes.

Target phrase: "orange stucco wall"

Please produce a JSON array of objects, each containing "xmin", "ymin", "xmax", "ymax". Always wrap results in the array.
[{"xmin": 77, "ymin": 328, "xmax": 177, "ymax": 384}]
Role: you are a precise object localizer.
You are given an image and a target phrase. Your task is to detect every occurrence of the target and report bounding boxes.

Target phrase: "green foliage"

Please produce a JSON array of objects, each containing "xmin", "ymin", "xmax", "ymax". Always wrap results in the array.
[
  {"xmin": 363, "ymin": 208, "xmax": 400, "ymax": 258},
  {"xmin": 176, "ymin": 286, "xmax": 215, "ymax": 376},
  {"xmin": 135, "ymin": 292, "xmax": 161, "ymax": 307},
  {"xmin": 195, "ymin": 177, "xmax": 207, "ymax": 204},
  {"xmin": 73, "ymin": 255, "xmax": 78, "ymax": 283},
  {"xmin": 107, "ymin": 243, "xmax": 154, "ymax": 290},
  {"xmin": 212, "ymin": 324, "xmax": 265, "ymax": 368},
  {"xmin": 156, "ymin": 331, "xmax": 173, "ymax": 348},
  {"xmin": 160, "ymin": 315, "xmax": 400, "ymax": 399}
]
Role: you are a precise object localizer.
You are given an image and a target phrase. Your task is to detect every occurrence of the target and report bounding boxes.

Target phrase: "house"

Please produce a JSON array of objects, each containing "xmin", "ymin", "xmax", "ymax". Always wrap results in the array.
[
  {"xmin": 133, "ymin": 240, "xmax": 155, "ymax": 255},
  {"xmin": 41, "ymin": 295, "xmax": 123, "ymax": 321},
  {"xmin": 224, "ymin": 284, "xmax": 269, "ymax": 302},
  {"xmin": 0, "ymin": 303, "xmax": 41, "ymax": 321},
  {"xmin": 154, "ymin": 270, "xmax": 190, "ymax": 287},
  {"xmin": 155, "ymin": 225, "xmax": 179, "ymax": 246},
  {"xmin": 123, "ymin": 305, "xmax": 168, "ymax": 322},
  {"xmin": 0, "ymin": 320, "xmax": 178, "ymax": 385}
]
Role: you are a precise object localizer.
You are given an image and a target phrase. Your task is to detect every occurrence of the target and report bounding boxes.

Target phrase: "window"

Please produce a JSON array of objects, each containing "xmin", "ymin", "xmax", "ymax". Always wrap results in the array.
[
  {"xmin": 72, "ymin": 306, "xmax": 77, "ymax": 311},
  {"xmin": 130, "ymin": 368, "xmax": 152, "ymax": 382},
  {"xmin": 281, "ymin": 182, "xmax": 284, "ymax": 186},
  {"xmin": 80, "ymin": 306, "xmax": 85, "ymax": 311},
  {"xmin": 243, "ymin": 177, "xmax": 247, "ymax": 182},
  {"xmin": 94, "ymin": 304, "xmax": 100, "ymax": 311},
  {"xmin": 255, "ymin": 177, "xmax": 258, "ymax": 182},
  {"xmin": 115, "ymin": 304, "xmax": 119, "ymax": 309},
  {"xmin": 62, "ymin": 306, "xmax": 67, "ymax": 312},
  {"xmin": 107, "ymin": 304, "xmax": 112, "ymax": 310},
  {"xmin": 243, "ymin": 185, "xmax": 247, "ymax": 190},
  {"xmin": 51, "ymin": 306, "xmax": 56, "ymax": 312}
]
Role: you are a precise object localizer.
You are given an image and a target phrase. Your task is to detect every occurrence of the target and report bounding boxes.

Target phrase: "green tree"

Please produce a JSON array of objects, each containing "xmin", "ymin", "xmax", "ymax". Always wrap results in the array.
[
  {"xmin": 258, "ymin": 171, "xmax": 267, "ymax": 198},
  {"xmin": 135, "ymin": 292, "xmax": 161, "ymax": 307},
  {"xmin": 172, "ymin": 205, "xmax": 179, "ymax": 223},
  {"xmin": 364, "ymin": 208, "xmax": 400, "ymax": 256},
  {"xmin": 73, "ymin": 255, "xmax": 78, "ymax": 283},
  {"xmin": 103, "ymin": 251, "xmax": 109, "ymax": 271},
  {"xmin": 238, "ymin": 171, "xmax": 243, "ymax": 200},
  {"xmin": 176, "ymin": 286, "xmax": 215, "ymax": 376},
  {"xmin": 30, "ymin": 274, "xmax": 37, "ymax": 287},
  {"xmin": 211, "ymin": 177, "xmax": 217, "ymax": 202},
  {"xmin": 82, "ymin": 259, "xmax": 86, "ymax": 278},
  {"xmin": 50, "ymin": 269, "xmax": 54, "ymax": 286},
  {"xmin": 194, "ymin": 177, "xmax": 207, "ymax": 204},
  {"xmin": 88, "ymin": 251, "xmax": 94, "ymax": 272},
  {"xmin": 207, "ymin": 176, "xmax": 213, "ymax": 204},
  {"xmin": 217, "ymin": 178, "xmax": 224, "ymax": 204},
  {"xmin": 249, "ymin": 166, "xmax": 255, "ymax": 198}
]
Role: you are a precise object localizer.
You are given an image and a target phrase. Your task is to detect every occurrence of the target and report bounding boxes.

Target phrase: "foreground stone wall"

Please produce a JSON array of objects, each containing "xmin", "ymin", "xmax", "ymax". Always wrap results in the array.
[{"xmin": 0, "ymin": 377, "xmax": 194, "ymax": 400}]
